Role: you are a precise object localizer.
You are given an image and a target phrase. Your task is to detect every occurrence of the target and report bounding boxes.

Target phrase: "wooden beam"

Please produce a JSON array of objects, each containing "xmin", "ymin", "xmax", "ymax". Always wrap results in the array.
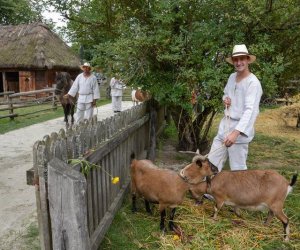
[{"xmin": 2, "ymin": 72, "xmax": 7, "ymax": 92}]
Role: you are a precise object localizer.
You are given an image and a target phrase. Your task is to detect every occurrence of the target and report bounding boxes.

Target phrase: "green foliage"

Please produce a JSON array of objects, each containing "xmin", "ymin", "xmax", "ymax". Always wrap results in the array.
[
  {"xmin": 44, "ymin": 0, "xmax": 300, "ymax": 150},
  {"xmin": 0, "ymin": 0, "xmax": 43, "ymax": 25},
  {"xmin": 54, "ymin": 0, "xmax": 299, "ymax": 96},
  {"xmin": 68, "ymin": 158, "xmax": 99, "ymax": 176}
]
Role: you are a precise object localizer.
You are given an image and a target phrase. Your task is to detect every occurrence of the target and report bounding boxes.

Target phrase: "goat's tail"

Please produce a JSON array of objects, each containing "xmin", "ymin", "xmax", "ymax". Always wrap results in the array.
[{"xmin": 290, "ymin": 173, "xmax": 298, "ymax": 187}]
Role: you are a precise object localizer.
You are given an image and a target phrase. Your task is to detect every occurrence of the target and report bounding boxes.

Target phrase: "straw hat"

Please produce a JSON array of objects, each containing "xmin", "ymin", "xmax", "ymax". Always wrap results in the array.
[
  {"xmin": 80, "ymin": 62, "xmax": 92, "ymax": 70},
  {"xmin": 225, "ymin": 44, "xmax": 256, "ymax": 64}
]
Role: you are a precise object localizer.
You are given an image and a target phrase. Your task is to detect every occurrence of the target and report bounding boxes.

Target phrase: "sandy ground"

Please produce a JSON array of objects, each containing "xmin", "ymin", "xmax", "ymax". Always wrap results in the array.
[{"xmin": 0, "ymin": 101, "xmax": 133, "ymax": 249}]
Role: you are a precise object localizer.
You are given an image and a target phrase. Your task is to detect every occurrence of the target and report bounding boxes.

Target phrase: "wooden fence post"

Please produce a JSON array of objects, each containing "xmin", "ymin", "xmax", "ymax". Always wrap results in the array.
[
  {"xmin": 8, "ymin": 95, "xmax": 14, "ymax": 120},
  {"xmin": 33, "ymin": 140, "xmax": 52, "ymax": 250},
  {"xmin": 147, "ymin": 105, "xmax": 157, "ymax": 161},
  {"xmin": 52, "ymin": 90, "xmax": 57, "ymax": 110},
  {"xmin": 48, "ymin": 158, "xmax": 90, "ymax": 250}
]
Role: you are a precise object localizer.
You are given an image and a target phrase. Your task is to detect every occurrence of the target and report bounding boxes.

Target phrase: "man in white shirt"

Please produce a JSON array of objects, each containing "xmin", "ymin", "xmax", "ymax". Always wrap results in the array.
[
  {"xmin": 110, "ymin": 75, "xmax": 125, "ymax": 113},
  {"xmin": 208, "ymin": 44, "xmax": 263, "ymax": 171},
  {"xmin": 64, "ymin": 62, "xmax": 100, "ymax": 123}
]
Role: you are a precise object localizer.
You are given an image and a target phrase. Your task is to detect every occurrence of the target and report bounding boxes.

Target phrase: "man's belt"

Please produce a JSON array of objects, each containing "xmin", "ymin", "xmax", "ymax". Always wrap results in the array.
[{"xmin": 225, "ymin": 115, "xmax": 240, "ymax": 121}]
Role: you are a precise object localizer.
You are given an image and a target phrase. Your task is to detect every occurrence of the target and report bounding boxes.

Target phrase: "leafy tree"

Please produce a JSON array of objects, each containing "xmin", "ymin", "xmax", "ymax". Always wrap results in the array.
[
  {"xmin": 0, "ymin": 0, "xmax": 43, "ymax": 25},
  {"xmin": 47, "ymin": 0, "xmax": 300, "ymax": 151}
]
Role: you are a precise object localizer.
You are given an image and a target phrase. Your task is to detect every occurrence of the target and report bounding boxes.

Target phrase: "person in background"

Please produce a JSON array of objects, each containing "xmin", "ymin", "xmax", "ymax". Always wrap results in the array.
[
  {"xmin": 94, "ymin": 67, "xmax": 107, "ymax": 87},
  {"xmin": 110, "ymin": 74, "xmax": 125, "ymax": 113},
  {"xmin": 64, "ymin": 62, "xmax": 100, "ymax": 123},
  {"xmin": 208, "ymin": 44, "xmax": 263, "ymax": 172}
]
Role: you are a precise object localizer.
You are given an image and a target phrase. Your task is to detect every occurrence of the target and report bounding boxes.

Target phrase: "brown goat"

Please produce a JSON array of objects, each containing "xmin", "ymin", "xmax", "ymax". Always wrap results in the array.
[
  {"xmin": 190, "ymin": 170, "xmax": 298, "ymax": 241},
  {"xmin": 130, "ymin": 153, "xmax": 218, "ymax": 232},
  {"xmin": 131, "ymin": 89, "xmax": 151, "ymax": 105}
]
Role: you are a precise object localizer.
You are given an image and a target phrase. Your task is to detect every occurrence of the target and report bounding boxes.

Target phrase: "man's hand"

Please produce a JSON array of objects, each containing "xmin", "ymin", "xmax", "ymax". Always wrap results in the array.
[
  {"xmin": 63, "ymin": 94, "xmax": 69, "ymax": 99},
  {"xmin": 224, "ymin": 130, "xmax": 240, "ymax": 147},
  {"xmin": 223, "ymin": 97, "xmax": 231, "ymax": 107}
]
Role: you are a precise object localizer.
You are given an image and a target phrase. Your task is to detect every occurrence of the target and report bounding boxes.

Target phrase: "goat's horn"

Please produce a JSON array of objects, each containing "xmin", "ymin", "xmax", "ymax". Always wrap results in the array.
[{"xmin": 192, "ymin": 154, "xmax": 208, "ymax": 162}]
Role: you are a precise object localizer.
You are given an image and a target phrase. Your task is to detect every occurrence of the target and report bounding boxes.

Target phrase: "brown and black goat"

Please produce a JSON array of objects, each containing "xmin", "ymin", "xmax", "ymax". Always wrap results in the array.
[
  {"xmin": 190, "ymin": 169, "xmax": 298, "ymax": 241},
  {"xmin": 130, "ymin": 153, "xmax": 218, "ymax": 232}
]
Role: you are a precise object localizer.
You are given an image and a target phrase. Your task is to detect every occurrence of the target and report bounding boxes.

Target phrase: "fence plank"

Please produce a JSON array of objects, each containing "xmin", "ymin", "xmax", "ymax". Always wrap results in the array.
[
  {"xmin": 85, "ymin": 115, "xmax": 149, "ymax": 164},
  {"xmin": 90, "ymin": 178, "xmax": 131, "ymax": 250},
  {"xmin": 33, "ymin": 140, "xmax": 52, "ymax": 250},
  {"xmin": 48, "ymin": 158, "xmax": 90, "ymax": 250}
]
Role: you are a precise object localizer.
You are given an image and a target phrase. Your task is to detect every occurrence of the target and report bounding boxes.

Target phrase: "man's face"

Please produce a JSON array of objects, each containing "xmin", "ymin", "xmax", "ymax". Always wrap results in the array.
[
  {"xmin": 232, "ymin": 55, "xmax": 249, "ymax": 72},
  {"xmin": 82, "ymin": 66, "xmax": 91, "ymax": 74}
]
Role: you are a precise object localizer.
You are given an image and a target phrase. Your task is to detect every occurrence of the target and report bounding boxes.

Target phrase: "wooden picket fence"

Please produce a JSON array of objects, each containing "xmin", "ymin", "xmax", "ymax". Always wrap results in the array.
[{"xmin": 30, "ymin": 102, "xmax": 166, "ymax": 250}]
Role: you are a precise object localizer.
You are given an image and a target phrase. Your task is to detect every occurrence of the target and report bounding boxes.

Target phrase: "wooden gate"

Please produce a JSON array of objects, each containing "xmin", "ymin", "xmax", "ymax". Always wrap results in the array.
[{"xmin": 31, "ymin": 103, "xmax": 166, "ymax": 249}]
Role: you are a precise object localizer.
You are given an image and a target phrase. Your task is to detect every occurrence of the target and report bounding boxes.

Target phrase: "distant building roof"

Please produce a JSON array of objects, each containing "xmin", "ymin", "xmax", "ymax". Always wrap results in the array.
[{"xmin": 0, "ymin": 23, "xmax": 81, "ymax": 70}]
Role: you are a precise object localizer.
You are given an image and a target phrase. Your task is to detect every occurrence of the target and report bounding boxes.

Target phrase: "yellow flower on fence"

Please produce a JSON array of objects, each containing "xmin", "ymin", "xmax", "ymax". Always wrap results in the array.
[{"xmin": 111, "ymin": 177, "xmax": 120, "ymax": 184}]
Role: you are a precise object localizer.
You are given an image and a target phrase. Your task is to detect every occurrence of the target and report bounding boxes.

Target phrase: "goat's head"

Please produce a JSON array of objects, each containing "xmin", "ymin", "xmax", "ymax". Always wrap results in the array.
[{"xmin": 180, "ymin": 155, "xmax": 218, "ymax": 185}]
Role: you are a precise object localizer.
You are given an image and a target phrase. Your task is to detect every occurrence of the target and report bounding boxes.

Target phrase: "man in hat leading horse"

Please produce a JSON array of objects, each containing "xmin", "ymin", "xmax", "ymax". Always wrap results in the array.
[
  {"xmin": 208, "ymin": 44, "xmax": 263, "ymax": 172},
  {"xmin": 64, "ymin": 62, "xmax": 100, "ymax": 123}
]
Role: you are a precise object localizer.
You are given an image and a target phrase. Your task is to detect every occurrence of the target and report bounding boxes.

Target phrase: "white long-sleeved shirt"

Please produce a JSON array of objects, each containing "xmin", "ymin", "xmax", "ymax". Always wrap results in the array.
[
  {"xmin": 219, "ymin": 72, "xmax": 263, "ymax": 142},
  {"xmin": 68, "ymin": 73, "xmax": 100, "ymax": 103},
  {"xmin": 110, "ymin": 77, "xmax": 124, "ymax": 97}
]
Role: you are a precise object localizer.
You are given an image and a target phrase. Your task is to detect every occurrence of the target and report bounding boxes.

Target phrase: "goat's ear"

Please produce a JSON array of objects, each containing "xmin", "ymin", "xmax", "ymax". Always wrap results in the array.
[{"xmin": 196, "ymin": 159, "xmax": 202, "ymax": 168}]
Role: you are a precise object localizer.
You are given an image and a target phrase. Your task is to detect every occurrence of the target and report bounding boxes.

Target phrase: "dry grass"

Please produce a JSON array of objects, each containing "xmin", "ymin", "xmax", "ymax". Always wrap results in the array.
[{"xmin": 255, "ymin": 105, "xmax": 299, "ymax": 141}]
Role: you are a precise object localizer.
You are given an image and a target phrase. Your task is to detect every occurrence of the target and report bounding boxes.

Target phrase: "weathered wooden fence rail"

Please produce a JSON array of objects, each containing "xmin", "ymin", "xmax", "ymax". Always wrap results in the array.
[
  {"xmin": 0, "ymin": 88, "xmax": 57, "ymax": 119},
  {"xmin": 0, "ymin": 91, "xmax": 15, "ymax": 100},
  {"xmin": 30, "ymin": 102, "xmax": 166, "ymax": 250}
]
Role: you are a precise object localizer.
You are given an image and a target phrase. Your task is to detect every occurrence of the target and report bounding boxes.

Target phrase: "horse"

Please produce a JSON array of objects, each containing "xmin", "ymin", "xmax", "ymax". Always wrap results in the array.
[{"xmin": 54, "ymin": 72, "xmax": 76, "ymax": 127}]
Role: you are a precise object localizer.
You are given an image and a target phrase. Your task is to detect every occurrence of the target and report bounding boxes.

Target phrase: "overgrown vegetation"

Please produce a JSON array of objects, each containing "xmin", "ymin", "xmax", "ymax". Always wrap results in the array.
[
  {"xmin": 42, "ymin": 0, "xmax": 300, "ymax": 151},
  {"xmin": 100, "ymin": 108, "xmax": 300, "ymax": 249}
]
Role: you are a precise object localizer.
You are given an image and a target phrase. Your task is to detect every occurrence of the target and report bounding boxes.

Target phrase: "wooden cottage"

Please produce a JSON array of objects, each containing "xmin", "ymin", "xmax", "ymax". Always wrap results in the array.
[{"xmin": 0, "ymin": 23, "xmax": 81, "ymax": 94}]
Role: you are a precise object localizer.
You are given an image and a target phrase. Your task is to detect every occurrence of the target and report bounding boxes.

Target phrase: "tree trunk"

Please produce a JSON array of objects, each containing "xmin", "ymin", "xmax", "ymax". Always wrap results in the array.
[{"xmin": 170, "ymin": 105, "xmax": 216, "ymax": 152}]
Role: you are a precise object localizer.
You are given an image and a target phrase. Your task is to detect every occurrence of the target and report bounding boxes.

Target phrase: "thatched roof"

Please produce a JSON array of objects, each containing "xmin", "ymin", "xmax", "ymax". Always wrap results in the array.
[{"xmin": 0, "ymin": 23, "xmax": 81, "ymax": 70}]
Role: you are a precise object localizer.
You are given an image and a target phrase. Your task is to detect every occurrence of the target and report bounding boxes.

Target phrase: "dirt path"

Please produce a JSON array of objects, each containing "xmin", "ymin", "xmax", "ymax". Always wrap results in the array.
[{"xmin": 0, "ymin": 101, "xmax": 133, "ymax": 249}]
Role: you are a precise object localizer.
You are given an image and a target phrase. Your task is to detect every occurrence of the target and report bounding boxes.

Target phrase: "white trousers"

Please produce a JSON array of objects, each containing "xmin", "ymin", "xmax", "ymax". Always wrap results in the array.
[
  {"xmin": 75, "ymin": 102, "xmax": 93, "ymax": 123},
  {"xmin": 111, "ymin": 96, "xmax": 122, "ymax": 112},
  {"xmin": 208, "ymin": 136, "xmax": 249, "ymax": 171}
]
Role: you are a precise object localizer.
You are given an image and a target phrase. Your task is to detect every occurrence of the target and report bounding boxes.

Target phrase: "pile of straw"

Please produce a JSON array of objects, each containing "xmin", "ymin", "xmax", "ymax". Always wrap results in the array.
[{"xmin": 157, "ymin": 196, "xmax": 300, "ymax": 249}]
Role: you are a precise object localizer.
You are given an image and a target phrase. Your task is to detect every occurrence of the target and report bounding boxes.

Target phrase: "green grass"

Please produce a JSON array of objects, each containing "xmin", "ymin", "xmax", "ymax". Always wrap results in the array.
[
  {"xmin": 22, "ymin": 222, "xmax": 40, "ymax": 250},
  {"xmin": 0, "ymin": 99, "xmax": 110, "ymax": 134}
]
